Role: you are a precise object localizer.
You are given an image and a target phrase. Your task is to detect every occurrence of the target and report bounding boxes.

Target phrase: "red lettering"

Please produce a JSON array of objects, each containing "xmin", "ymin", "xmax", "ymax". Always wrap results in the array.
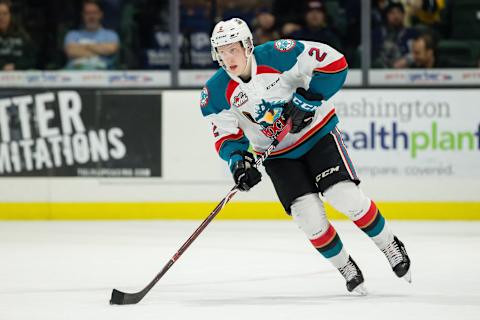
[{"xmin": 260, "ymin": 117, "xmax": 287, "ymax": 138}]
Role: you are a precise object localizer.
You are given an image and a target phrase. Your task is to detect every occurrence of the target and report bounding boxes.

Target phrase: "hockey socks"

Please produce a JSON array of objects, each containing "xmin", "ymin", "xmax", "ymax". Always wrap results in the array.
[
  {"xmin": 353, "ymin": 200, "xmax": 411, "ymax": 282},
  {"xmin": 310, "ymin": 223, "xmax": 349, "ymax": 269},
  {"xmin": 353, "ymin": 200, "xmax": 394, "ymax": 250},
  {"xmin": 308, "ymin": 224, "xmax": 367, "ymax": 293}
]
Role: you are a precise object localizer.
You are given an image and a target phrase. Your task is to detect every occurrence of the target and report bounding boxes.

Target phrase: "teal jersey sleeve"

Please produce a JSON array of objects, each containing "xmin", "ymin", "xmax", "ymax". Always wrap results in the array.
[
  {"xmin": 200, "ymin": 69, "xmax": 250, "ymax": 167},
  {"xmin": 286, "ymin": 40, "xmax": 348, "ymax": 102},
  {"xmin": 308, "ymin": 66, "xmax": 348, "ymax": 101},
  {"xmin": 200, "ymin": 69, "xmax": 231, "ymax": 116}
]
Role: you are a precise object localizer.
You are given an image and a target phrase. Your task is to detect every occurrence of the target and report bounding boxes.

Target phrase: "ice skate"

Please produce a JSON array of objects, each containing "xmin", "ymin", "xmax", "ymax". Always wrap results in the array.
[
  {"xmin": 338, "ymin": 256, "xmax": 367, "ymax": 295},
  {"xmin": 382, "ymin": 236, "xmax": 411, "ymax": 283}
]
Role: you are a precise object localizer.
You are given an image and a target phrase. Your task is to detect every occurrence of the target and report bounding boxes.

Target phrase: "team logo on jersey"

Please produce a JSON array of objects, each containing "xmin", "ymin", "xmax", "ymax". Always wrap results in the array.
[
  {"xmin": 274, "ymin": 39, "xmax": 296, "ymax": 52},
  {"xmin": 200, "ymin": 87, "xmax": 209, "ymax": 107},
  {"xmin": 254, "ymin": 99, "xmax": 286, "ymax": 128},
  {"xmin": 233, "ymin": 92, "xmax": 248, "ymax": 108}
]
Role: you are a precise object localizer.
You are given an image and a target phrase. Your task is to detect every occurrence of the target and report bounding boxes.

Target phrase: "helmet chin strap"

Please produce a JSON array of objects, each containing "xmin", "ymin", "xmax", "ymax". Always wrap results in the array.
[{"xmin": 239, "ymin": 47, "xmax": 253, "ymax": 79}]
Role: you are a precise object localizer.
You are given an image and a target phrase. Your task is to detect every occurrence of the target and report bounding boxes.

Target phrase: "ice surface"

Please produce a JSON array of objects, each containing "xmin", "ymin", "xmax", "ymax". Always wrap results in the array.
[{"xmin": 0, "ymin": 220, "xmax": 479, "ymax": 320}]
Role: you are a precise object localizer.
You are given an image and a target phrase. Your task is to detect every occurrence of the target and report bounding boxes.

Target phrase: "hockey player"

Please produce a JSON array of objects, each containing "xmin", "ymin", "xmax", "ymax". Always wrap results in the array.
[{"xmin": 200, "ymin": 18, "xmax": 411, "ymax": 294}]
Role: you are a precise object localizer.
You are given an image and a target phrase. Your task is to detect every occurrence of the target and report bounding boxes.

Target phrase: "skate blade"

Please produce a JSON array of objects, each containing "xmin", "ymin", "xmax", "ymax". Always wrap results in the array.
[
  {"xmin": 402, "ymin": 269, "xmax": 412, "ymax": 283},
  {"xmin": 353, "ymin": 283, "xmax": 368, "ymax": 296}
]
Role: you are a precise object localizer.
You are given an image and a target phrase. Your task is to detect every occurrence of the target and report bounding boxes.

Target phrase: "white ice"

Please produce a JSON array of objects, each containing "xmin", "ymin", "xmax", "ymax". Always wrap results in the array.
[{"xmin": 0, "ymin": 220, "xmax": 479, "ymax": 320}]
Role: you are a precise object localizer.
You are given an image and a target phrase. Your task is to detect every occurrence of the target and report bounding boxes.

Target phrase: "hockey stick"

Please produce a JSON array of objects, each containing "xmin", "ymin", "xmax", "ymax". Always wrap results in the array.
[{"xmin": 110, "ymin": 119, "xmax": 292, "ymax": 305}]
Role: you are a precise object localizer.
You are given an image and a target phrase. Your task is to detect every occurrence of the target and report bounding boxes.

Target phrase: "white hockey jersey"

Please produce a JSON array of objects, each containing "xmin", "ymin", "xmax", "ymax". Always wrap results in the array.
[{"xmin": 200, "ymin": 39, "xmax": 348, "ymax": 169}]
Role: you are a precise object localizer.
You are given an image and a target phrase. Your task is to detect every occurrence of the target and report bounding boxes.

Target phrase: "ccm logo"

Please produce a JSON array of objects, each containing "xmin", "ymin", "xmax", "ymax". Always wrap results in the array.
[
  {"xmin": 292, "ymin": 96, "xmax": 317, "ymax": 111},
  {"xmin": 316, "ymin": 166, "xmax": 340, "ymax": 182}
]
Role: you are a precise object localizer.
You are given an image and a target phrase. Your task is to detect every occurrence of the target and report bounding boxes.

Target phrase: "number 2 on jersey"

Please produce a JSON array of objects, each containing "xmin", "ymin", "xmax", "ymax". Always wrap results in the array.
[{"xmin": 308, "ymin": 48, "xmax": 327, "ymax": 62}]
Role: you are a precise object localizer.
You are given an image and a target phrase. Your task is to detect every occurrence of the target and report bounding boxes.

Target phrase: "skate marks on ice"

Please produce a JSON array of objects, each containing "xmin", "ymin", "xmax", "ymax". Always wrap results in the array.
[
  {"xmin": 0, "ymin": 220, "xmax": 479, "ymax": 320},
  {"xmin": 181, "ymin": 292, "xmax": 479, "ymax": 308}
]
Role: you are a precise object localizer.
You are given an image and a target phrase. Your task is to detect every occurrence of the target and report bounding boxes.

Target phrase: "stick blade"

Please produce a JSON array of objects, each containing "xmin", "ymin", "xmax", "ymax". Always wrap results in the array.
[
  {"xmin": 110, "ymin": 289, "xmax": 127, "ymax": 305},
  {"xmin": 110, "ymin": 288, "xmax": 145, "ymax": 305}
]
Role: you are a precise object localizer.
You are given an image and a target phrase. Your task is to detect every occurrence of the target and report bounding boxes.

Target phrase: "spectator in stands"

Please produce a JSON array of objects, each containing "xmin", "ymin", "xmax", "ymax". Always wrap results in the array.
[
  {"xmin": 409, "ymin": 32, "xmax": 438, "ymax": 68},
  {"xmin": 372, "ymin": 2, "xmax": 418, "ymax": 68},
  {"xmin": 406, "ymin": 0, "xmax": 446, "ymax": 26},
  {"xmin": 279, "ymin": 21, "xmax": 302, "ymax": 38},
  {"xmin": 252, "ymin": 7, "xmax": 280, "ymax": 45},
  {"xmin": 0, "ymin": 0, "xmax": 35, "ymax": 70},
  {"xmin": 290, "ymin": 0, "xmax": 342, "ymax": 50},
  {"xmin": 64, "ymin": 0, "xmax": 119, "ymax": 70}
]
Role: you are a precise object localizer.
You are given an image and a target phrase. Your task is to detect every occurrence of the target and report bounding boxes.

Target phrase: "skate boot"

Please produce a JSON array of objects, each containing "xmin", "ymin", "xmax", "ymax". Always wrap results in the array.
[
  {"xmin": 382, "ymin": 236, "xmax": 411, "ymax": 283},
  {"xmin": 338, "ymin": 256, "xmax": 367, "ymax": 295}
]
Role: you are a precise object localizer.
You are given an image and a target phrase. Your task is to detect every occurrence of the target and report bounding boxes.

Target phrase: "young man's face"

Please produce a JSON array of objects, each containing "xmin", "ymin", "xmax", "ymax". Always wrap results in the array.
[{"xmin": 217, "ymin": 42, "xmax": 248, "ymax": 76}]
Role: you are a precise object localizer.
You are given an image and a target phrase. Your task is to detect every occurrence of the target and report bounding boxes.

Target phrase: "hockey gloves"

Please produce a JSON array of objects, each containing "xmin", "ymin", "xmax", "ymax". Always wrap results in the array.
[
  {"xmin": 284, "ymin": 88, "xmax": 324, "ymax": 134},
  {"xmin": 230, "ymin": 150, "xmax": 262, "ymax": 191}
]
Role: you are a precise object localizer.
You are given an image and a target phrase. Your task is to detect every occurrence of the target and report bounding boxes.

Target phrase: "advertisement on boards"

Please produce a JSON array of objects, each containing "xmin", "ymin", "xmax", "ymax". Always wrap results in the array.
[
  {"xmin": 0, "ymin": 90, "xmax": 162, "ymax": 177},
  {"xmin": 331, "ymin": 90, "xmax": 480, "ymax": 180}
]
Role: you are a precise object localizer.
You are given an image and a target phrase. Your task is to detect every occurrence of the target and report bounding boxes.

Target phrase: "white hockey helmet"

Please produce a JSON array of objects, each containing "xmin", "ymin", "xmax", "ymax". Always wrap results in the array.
[{"xmin": 210, "ymin": 18, "xmax": 254, "ymax": 67}]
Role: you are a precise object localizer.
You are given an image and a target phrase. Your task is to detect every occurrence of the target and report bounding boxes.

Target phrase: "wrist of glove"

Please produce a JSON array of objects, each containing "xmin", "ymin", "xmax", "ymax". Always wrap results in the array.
[
  {"xmin": 230, "ymin": 150, "xmax": 262, "ymax": 191},
  {"xmin": 284, "ymin": 88, "xmax": 324, "ymax": 134}
]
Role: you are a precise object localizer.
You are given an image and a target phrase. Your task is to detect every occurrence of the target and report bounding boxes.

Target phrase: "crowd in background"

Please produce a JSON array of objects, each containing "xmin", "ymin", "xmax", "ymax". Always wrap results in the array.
[{"xmin": 0, "ymin": 0, "xmax": 479, "ymax": 71}]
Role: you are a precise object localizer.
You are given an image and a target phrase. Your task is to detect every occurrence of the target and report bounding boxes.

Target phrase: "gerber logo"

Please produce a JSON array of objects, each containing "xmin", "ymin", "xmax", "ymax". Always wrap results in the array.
[
  {"xmin": 293, "ymin": 96, "xmax": 317, "ymax": 111},
  {"xmin": 233, "ymin": 92, "xmax": 248, "ymax": 108},
  {"xmin": 200, "ymin": 87, "xmax": 209, "ymax": 107},
  {"xmin": 274, "ymin": 39, "xmax": 296, "ymax": 52},
  {"xmin": 315, "ymin": 166, "xmax": 340, "ymax": 183}
]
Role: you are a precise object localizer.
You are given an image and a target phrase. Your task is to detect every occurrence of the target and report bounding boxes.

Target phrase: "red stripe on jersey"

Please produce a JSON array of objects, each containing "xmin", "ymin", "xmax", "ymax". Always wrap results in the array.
[
  {"xmin": 256, "ymin": 65, "xmax": 281, "ymax": 75},
  {"xmin": 214, "ymin": 129, "xmax": 244, "ymax": 153},
  {"xmin": 354, "ymin": 201, "xmax": 378, "ymax": 228},
  {"xmin": 225, "ymin": 80, "xmax": 239, "ymax": 104},
  {"xmin": 310, "ymin": 224, "xmax": 336, "ymax": 248},
  {"xmin": 314, "ymin": 56, "xmax": 348, "ymax": 73}
]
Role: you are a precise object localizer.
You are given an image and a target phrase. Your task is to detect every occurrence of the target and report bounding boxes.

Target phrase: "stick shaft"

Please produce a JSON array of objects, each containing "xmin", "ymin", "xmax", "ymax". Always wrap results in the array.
[
  {"xmin": 113, "ymin": 119, "xmax": 292, "ymax": 304},
  {"xmin": 137, "ymin": 187, "xmax": 238, "ymax": 298}
]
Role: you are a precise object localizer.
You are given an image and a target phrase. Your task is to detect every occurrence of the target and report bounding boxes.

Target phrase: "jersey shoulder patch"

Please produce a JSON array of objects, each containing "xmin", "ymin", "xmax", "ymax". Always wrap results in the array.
[
  {"xmin": 201, "ymin": 68, "xmax": 232, "ymax": 116},
  {"xmin": 254, "ymin": 40, "xmax": 305, "ymax": 73},
  {"xmin": 200, "ymin": 86, "xmax": 209, "ymax": 108},
  {"xmin": 273, "ymin": 39, "xmax": 297, "ymax": 52}
]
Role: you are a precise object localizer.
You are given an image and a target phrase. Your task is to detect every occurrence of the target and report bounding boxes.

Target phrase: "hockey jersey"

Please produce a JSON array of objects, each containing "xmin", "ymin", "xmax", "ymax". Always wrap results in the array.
[{"xmin": 200, "ymin": 39, "xmax": 348, "ymax": 170}]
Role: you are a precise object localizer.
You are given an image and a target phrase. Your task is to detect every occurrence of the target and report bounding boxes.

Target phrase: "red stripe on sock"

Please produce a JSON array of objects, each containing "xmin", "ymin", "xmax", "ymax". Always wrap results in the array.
[
  {"xmin": 310, "ymin": 224, "xmax": 336, "ymax": 248},
  {"xmin": 354, "ymin": 201, "xmax": 378, "ymax": 229}
]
